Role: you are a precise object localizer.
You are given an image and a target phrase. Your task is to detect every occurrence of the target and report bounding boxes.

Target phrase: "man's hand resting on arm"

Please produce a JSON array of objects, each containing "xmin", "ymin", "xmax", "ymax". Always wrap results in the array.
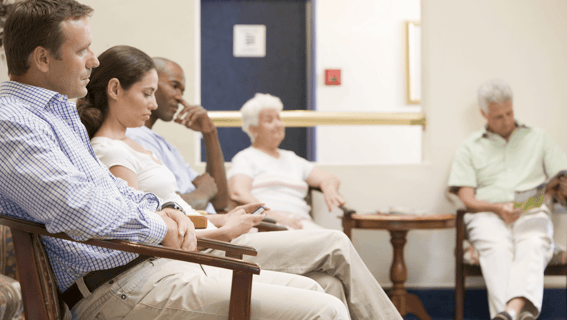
[
  {"xmin": 156, "ymin": 208, "xmax": 197, "ymax": 251},
  {"xmin": 457, "ymin": 186, "xmax": 522, "ymax": 224},
  {"xmin": 178, "ymin": 173, "xmax": 218, "ymax": 210}
]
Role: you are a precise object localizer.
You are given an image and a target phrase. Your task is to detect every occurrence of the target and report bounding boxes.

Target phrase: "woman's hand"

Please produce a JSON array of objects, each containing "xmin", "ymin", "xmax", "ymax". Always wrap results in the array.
[
  {"xmin": 322, "ymin": 188, "xmax": 346, "ymax": 212},
  {"xmin": 222, "ymin": 204, "xmax": 266, "ymax": 239}
]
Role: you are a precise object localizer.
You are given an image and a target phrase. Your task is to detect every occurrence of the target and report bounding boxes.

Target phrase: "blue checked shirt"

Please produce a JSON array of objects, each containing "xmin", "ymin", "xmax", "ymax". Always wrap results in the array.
[{"xmin": 0, "ymin": 81, "xmax": 168, "ymax": 292}]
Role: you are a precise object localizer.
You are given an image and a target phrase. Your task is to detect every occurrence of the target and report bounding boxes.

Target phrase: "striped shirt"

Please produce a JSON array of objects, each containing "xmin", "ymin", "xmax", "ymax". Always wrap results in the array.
[{"xmin": 0, "ymin": 81, "xmax": 167, "ymax": 292}]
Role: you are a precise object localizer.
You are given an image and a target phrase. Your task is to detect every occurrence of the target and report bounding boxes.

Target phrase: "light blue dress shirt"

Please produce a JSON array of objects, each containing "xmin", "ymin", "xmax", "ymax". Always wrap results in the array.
[{"xmin": 0, "ymin": 81, "xmax": 167, "ymax": 291}]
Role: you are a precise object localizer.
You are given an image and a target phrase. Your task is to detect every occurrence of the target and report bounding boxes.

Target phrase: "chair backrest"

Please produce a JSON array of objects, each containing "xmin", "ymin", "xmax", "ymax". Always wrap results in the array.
[{"xmin": 10, "ymin": 228, "xmax": 67, "ymax": 320}]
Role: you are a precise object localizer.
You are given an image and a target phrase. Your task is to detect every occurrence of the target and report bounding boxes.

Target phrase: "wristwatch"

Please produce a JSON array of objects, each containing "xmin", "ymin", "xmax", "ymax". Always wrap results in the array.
[{"xmin": 161, "ymin": 201, "xmax": 186, "ymax": 214}]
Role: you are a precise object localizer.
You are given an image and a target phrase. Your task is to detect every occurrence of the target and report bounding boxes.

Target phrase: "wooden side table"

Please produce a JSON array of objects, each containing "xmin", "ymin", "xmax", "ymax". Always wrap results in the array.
[{"xmin": 342, "ymin": 212, "xmax": 456, "ymax": 320}]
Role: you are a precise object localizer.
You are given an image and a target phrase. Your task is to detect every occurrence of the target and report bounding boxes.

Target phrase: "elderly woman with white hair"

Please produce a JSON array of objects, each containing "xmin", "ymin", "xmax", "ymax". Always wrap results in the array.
[{"xmin": 227, "ymin": 93, "xmax": 345, "ymax": 230}]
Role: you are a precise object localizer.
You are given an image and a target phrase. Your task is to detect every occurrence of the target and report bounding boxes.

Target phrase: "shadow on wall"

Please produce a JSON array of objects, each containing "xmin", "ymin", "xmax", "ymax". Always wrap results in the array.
[{"xmin": 465, "ymin": 103, "xmax": 485, "ymax": 135}]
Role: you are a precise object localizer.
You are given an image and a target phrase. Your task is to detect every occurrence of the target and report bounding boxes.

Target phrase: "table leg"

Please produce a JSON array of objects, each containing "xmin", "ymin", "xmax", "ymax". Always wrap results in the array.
[{"xmin": 388, "ymin": 230, "xmax": 432, "ymax": 320}]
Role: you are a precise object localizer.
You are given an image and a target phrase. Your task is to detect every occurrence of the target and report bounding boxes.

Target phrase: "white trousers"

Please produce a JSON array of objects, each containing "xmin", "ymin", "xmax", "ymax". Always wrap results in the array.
[
  {"xmin": 226, "ymin": 229, "xmax": 402, "ymax": 320},
  {"xmin": 464, "ymin": 207, "xmax": 554, "ymax": 318},
  {"xmin": 72, "ymin": 258, "xmax": 349, "ymax": 320}
]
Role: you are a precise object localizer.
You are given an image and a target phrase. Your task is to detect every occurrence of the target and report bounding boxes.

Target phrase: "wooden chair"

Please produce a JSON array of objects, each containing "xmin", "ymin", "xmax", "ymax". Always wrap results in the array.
[
  {"xmin": 454, "ymin": 209, "xmax": 567, "ymax": 320},
  {"xmin": 0, "ymin": 215, "xmax": 261, "ymax": 320}
]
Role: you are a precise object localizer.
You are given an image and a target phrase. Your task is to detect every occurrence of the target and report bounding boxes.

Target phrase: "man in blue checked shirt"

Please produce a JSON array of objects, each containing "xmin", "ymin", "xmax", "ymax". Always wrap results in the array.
[{"xmin": 0, "ymin": 1, "xmax": 353, "ymax": 319}]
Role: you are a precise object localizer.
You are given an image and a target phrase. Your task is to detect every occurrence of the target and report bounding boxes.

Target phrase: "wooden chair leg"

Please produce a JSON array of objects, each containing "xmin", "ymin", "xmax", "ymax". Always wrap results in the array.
[
  {"xmin": 455, "ymin": 210, "xmax": 466, "ymax": 320},
  {"xmin": 229, "ymin": 271, "xmax": 253, "ymax": 320},
  {"xmin": 342, "ymin": 213, "xmax": 354, "ymax": 239},
  {"xmin": 454, "ymin": 263, "xmax": 465, "ymax": 320},
  {"xmin": 11, "ymin": 229, "xmax": 49, "ymax": 320}
]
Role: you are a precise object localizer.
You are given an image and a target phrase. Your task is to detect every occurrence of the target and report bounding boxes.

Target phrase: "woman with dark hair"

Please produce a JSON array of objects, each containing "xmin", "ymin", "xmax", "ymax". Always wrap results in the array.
[
  {"xmin": 77, "ymin": 45, "xmax": 156, "ymax": 140},
  {"xmin": 78, "ymin": 45, "xmax": 266, "ymax": 232}
]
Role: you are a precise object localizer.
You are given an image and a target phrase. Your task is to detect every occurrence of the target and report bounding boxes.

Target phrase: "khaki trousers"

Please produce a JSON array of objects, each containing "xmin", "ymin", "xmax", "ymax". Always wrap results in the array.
[
  {"xmin": 464, "ymin": 207, "xmax": 554, "ymax": 318},
  {"xmin": 226, "ymin": 229, "xmax": 402, "ymax": 320},
  {"xmin": 72, "ymin": 257, "xmax": 349, "ymax": 320}
]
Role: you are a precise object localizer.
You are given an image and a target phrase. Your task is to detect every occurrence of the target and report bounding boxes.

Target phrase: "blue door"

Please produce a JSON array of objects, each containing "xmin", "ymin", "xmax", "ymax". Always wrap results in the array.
[{"xmin": 201, "ymin": 0, "xmax": 310, "ymax": 161}]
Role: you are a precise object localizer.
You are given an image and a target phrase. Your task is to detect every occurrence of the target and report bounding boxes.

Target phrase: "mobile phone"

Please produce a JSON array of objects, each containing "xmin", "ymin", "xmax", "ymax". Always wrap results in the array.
[{"xmin": 252, "ymin": 206, "xmax": 265, "ymax": 215}]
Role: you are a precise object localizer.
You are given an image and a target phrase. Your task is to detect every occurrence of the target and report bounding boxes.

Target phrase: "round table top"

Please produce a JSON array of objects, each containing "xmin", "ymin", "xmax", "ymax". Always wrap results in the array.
[{"xmin": 349, "ymin": 213, "xmax": 456, "ymax": 231}]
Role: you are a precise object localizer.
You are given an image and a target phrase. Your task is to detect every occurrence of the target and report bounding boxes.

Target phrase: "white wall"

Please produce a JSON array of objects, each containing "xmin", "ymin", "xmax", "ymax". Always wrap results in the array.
[
  {"xmin": 315, "ymin": 0, "xmax": 422, "ymax": 164},
  {"xmin": 81, "ymin": 0, "xmax": 201, "ymax": 160}
]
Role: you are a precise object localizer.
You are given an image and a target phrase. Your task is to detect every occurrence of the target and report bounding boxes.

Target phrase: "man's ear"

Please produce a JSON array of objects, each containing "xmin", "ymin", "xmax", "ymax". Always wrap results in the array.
[
  {"xmin": 107, "ymin": 78, "xmax": 121, "ymax": 101},
  {"xmin": 30, "ymin": 46, "xmax": 51, "ymax": 73},
  {"xmin": 480, "ymin": 108, "xmax": 488, "ymax": 120}
]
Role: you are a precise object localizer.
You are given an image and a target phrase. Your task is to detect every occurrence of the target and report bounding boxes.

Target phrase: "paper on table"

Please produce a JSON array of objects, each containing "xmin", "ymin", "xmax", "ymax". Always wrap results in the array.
[{"xmin": 388, "ymin": 206, "xmax": 428, "ymax": 215}]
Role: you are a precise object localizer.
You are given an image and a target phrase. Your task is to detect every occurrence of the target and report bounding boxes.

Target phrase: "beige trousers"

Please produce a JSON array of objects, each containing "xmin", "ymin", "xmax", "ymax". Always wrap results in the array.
[
  {"xmin": 72, "ymin": 257, "xmax": 349, "ymax": 320},
  {"xmin": 226, "ymin": 229, "xmax": 402, "ymax": 320},
  {"xmin": 464, "ymin": 207, "xmax": 554, "ymax": 318}
]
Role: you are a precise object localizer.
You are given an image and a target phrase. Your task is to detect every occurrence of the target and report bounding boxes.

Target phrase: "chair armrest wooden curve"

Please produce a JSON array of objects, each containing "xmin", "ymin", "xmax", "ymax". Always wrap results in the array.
[
  {"xmin": 256, "ymin": 221, "xmax": 288, "ymax": 232},
  {"xmin": 339, "ymin": 205, "xmax": 356, "ymax": 216},
  {"xmin": 197, "ymin": 237, "xmax": 258, "ymax": 257},
  {"xmin": 0, "ymin": 215, "xmax": 260, "ymax": 275}
]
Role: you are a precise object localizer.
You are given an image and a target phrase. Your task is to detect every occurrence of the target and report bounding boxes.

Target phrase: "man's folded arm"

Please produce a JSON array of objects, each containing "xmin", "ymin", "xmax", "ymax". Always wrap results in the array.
[{"xmin": 0, "ymin": 120, "xmax": 167, "ymax": 245}]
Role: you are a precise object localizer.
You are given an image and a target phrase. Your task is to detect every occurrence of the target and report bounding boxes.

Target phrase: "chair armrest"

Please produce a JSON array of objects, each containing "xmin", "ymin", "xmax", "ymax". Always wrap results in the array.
[
  {"xmin": 256, "ymin": 221, "xmax": 288, "ymax": 232},
  {"xmin": 197, "ymin": 237, "xmax": 258, "ymax": 257},
  {"xmin": 187, "ymin": 215, "xmax": 208, "ymax": 229},
  {"xmin": 338, "ymin": 205, "xmax": 356, "ymax": 216},
  {"xmin": 0, "ymin": 216, "xmax": 260, "ymax": 275},
  {"xmin": 455, "ymin": 209, "xmax": 466, "ymax": 258}
]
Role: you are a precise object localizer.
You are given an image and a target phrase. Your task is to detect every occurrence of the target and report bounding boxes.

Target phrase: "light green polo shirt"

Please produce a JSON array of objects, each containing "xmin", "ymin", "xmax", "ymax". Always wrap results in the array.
[{"xmin": 448, "ymin": 122, "xmax": 567, "ymax": 203}]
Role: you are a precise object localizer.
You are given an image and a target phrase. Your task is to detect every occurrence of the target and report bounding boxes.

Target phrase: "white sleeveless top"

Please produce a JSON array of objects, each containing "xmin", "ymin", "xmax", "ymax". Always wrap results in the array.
[{"xmin": 91, "ymin": 137, "xmax": 216, "ymax": 229}]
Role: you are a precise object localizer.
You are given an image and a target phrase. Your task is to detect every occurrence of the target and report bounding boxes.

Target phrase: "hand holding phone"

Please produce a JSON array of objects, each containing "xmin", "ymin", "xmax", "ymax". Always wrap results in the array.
[{"xmin": 252, "ymin": 206, "xmax": 265, "ymax": 215}]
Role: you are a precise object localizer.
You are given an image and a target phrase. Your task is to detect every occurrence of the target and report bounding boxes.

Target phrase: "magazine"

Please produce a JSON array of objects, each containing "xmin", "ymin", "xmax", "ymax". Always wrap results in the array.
[{"xmin": 513, "ymin": 171, "xmax": 567, "ymax": 213}]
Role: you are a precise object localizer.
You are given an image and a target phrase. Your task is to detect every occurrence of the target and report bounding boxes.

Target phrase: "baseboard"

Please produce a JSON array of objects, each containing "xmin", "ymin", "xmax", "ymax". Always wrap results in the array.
[{"xmin": 402, "ymin": 288, "xmax": 566, "ymax": 320}]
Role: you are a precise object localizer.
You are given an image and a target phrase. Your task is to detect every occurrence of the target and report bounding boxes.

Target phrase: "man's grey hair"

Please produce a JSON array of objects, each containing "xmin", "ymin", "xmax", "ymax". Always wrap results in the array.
[
  {"xmin": 240, "ymin": 93, "xmax": 284, "ymax": 142},
  {"xmin": 477, "ymin": 78, "xmax": 513, "ymax": 114}
]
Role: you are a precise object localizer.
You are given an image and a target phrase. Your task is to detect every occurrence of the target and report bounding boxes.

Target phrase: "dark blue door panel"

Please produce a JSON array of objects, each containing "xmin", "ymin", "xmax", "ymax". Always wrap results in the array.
[{"xmin": 201, "ymin": 0, "xmax": 308, "ymax": 161}]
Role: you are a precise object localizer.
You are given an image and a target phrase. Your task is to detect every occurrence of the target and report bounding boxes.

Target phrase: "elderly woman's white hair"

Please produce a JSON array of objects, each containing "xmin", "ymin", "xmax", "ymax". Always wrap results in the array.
[
  {"xmin": 240, "ymin": 93, "xmax": 284, "ymax": 142},
  {"xmin": 477, "ymin": 78, "xmax": 514, "ymax": 114}
]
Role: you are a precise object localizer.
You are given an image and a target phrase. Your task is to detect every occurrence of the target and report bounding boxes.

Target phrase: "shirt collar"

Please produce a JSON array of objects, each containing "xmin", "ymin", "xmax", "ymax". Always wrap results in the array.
[
  {"xmin": 0, "ymin": 81, "xmax": 69, "ymax": 110},
  {"xmin": 477, "ymin": 120, "xmax": 529, "ymax": 140}
]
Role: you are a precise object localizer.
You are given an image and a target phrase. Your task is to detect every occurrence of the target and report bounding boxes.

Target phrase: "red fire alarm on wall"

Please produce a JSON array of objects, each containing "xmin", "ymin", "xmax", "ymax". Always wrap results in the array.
[{"xmin": 325, "ymin": 69, "xmax": 341, "ymax": 85}]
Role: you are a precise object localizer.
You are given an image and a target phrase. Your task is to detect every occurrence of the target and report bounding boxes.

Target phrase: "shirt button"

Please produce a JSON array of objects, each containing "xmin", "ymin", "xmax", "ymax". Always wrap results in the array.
[
  {"xmin": 121, "ymin": 294, "xmax": 127, "ymax": 300},
  {"xmin": 108, "ymin": 280, "xmax": 114, "ymax": 284},
  {"xmin": 58, "ymin": 96, "xmax": 64, "ymax": 102}
]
